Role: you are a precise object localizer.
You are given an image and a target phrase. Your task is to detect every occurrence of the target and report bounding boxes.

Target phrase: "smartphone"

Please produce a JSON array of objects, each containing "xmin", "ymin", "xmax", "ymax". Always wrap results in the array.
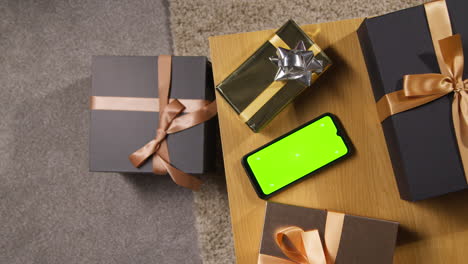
[{"xmin": 241, "ymin": 113, "xmax": 352, "ymax": 199}]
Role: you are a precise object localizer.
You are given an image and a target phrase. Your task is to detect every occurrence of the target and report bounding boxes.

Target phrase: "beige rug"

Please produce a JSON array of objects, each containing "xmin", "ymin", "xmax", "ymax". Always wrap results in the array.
[{"xmin": 169, "ymin": 0, "xmax": 425, "ymax": 263}]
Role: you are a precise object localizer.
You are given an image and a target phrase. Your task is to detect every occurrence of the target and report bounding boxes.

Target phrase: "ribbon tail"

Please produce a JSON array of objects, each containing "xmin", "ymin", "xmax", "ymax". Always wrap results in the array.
[
  {"xmin": 452, "ymin": 91, "xmax": 468, "ymax": 183},
  {"xmin": 129, "ymin": 139, "xmax": 158, "ymax": 168},
  {"xmin": 155, "ymin": 154, "xmax": 202, "ymax": 191},
  {"xmin": 258, "ymin": 254, "xmax": 298, "ymax": 264}
]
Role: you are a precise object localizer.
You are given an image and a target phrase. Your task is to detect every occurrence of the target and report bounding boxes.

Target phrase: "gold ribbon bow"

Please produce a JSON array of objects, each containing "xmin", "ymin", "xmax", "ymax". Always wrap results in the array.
[
  {"xmin": 258, "ymin": 212, "xmax": 344, "ymax": 264},
  {"xmin": 128, "ymin": 55, "xmax": 217, "ymax": 190},
  {"xmin": 376, "ymin": 0, "xmax": 468, "ymax": 181},
  {"xmin": 258, "ymin": 227, "xmax": 329, "ymax": 264}
]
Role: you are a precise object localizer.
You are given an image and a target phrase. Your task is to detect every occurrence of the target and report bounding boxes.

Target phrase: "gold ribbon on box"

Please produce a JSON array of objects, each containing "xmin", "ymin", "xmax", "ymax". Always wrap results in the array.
[
  {"xmin": 238, "ymin": 34, "xmax": 327, "ymax": 123},
  {"xmin": 376, "ymin": 0, "xmax": 468, "ymax": 182},
  {"xmin": 258, "ymin": 211, "xmax": 345, "ymax": 264},
  {"xmin": 90, "ymin": 55, "xmax": 217, "ymax": 190}
]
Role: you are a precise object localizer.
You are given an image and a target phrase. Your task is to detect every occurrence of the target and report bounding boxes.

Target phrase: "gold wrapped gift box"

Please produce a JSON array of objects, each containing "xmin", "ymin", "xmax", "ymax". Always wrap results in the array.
[{"xmin": 216, "ymin": 20, "xmax": 332, "ymax": 132}]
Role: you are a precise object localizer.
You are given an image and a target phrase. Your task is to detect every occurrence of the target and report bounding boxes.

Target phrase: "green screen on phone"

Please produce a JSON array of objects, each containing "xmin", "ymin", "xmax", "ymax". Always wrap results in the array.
[{"xmin": 244, "ymin": 115, "xmax": 350, "ymax": 196}]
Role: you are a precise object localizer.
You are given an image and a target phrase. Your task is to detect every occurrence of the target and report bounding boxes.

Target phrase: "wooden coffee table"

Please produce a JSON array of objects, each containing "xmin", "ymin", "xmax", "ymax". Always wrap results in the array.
[{"xmin": 209, "ymin": 18, "xmax": 468, "ymax": 264}]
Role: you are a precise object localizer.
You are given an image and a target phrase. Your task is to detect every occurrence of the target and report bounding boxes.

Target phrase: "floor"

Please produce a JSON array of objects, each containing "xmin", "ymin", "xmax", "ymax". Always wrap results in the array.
[
  {"xmin": 0, "ymin": 1, "xmax": 201, "ymax": 263},
  {"xmin": 1, "ymin": 0, "xmax": 426, "ymax": 263}
]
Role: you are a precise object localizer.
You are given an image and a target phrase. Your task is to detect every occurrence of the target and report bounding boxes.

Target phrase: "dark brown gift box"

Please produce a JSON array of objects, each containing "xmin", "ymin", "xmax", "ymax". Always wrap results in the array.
[
  {"xmin": 259, "ymin": 202, "xmax": 398, "ymax": 264},
  {"xmin": 357, "ymin": 0, "xmax": 468, "ymax": 201},
  {"xmin": 89, "ymin": 56, "xmax": 215, "ymax": 174}
]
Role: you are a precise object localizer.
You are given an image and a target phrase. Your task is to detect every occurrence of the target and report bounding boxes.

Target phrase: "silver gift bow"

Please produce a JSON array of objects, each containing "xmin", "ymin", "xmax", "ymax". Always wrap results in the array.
[{"xmin": 269, "ymin": 41, "xmax": 324, "ymax": 86}]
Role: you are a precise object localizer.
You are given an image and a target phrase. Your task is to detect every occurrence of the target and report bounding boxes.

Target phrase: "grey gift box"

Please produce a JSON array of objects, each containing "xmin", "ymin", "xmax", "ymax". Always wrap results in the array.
[{"xmin": 89, "ymin": 56, "xmax": 216, "ymax": 174}]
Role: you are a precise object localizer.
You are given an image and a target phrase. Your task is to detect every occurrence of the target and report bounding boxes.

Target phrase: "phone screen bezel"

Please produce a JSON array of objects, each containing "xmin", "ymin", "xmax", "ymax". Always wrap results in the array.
[{"xmin": 241, "ymin": 113, "xmax": 353, "ymax": 199}]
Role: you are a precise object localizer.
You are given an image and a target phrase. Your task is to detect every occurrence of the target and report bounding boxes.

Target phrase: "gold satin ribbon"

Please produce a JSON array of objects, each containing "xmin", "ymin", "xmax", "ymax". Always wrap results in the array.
[
  {"xmin": 90, "ymin": 96, "xmax": 211, "ymax": 113},
  {"xmin": 425, "ymin": 0, "xmax": 452, "ymax": 75},
  {"xmin": 258, "ymin": 211, "xmax": 344, "ymax": 264},
  {"xmin": 238, "ymin": 34, "xmax": 324, "ymax": 123},
  {"xmin": 376, "ymin": 0, "xmax": 468, "ymax": 182},
  {"xmin": 239, "ymin": 81, "xmax": 287, "ymax": 122},
  {"xmin": 91, "ymin": 55, "xmax": 217, "ymax": 190}
]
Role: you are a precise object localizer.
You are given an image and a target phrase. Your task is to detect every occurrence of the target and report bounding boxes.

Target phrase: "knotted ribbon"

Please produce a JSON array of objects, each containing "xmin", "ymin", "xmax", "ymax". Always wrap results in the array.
[
  {"xmin": 127, "ymin": 55, "xmax": 217, "ymax": 190},
  {"xmin": 376, "ymin": 0, "xmax": 468, "ymax": 181},
  {"xmin": 258, "ymin": 212, "xmax": 344, "ymax": 264}
]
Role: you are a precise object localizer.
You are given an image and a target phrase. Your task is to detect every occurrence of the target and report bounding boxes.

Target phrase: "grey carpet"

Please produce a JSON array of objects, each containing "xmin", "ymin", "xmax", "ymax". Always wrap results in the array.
[
  {"xmin": 0, "ymin": 1, "xmax": 202, "ymax": 263},
  {"xmin": 169, "ymin": 0, "xmax": 425, "ymax": 263},
  {"xmin": 169, "ymin": 0, "xmax": 426, "ymax": 56}
]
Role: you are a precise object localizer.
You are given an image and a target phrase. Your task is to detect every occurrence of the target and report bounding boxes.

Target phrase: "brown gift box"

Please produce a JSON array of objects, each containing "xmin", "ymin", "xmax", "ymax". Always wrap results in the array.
[
  {"xmin": 89, "ymin": 56, "xmax": 216, "ymax": 176},
  {"xmin": 357, "ymin": 0, "xmax": 468, "ymax": 200},
  {"xmin": 259, "ymin": 202, "xmax": 399, "ymax": 264}
]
